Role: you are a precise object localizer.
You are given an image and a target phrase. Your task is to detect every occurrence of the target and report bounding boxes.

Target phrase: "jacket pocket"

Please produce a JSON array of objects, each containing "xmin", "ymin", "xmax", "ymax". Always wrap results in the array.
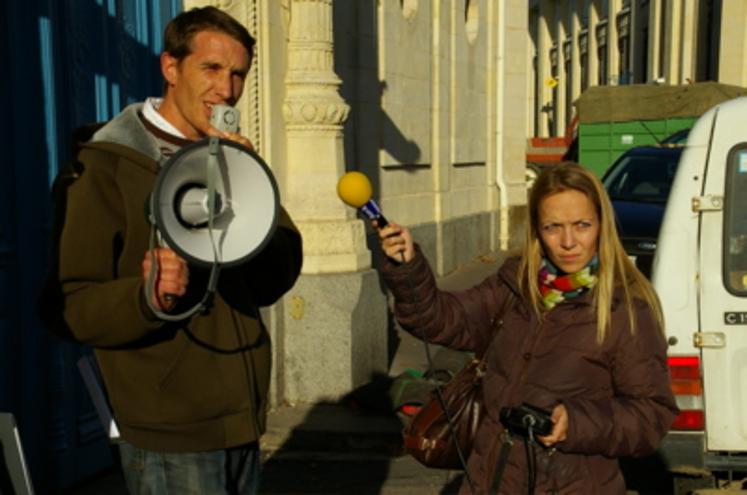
[
  {"xmin": 542, "ymin": 450, "xmax": 597, "ymax": 493},
  {"xmin": 156, "ymin": 331, "xmax": 191, "ymax": 390}
]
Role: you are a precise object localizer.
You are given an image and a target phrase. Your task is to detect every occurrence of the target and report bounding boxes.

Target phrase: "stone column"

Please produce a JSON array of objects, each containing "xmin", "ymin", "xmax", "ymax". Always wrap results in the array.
[
  {"xmin": 280, "ymin": 0, "xmax": 387, "ymax": 404},
  {"xmin": 719, "ymin": 0, "xmax": 747, "ymax": 86}
]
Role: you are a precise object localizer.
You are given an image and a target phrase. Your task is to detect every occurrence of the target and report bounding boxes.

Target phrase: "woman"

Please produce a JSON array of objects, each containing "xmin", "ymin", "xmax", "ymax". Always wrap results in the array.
[{"xmin": 377, "ymin": 162, "xmax": 677, "ymax": 494}]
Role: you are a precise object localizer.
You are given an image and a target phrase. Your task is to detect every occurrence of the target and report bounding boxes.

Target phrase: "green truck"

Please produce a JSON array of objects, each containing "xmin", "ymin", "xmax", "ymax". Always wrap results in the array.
[{"xmin": 575, "ymin": 82, "xmax": 747, "ymax": 177}]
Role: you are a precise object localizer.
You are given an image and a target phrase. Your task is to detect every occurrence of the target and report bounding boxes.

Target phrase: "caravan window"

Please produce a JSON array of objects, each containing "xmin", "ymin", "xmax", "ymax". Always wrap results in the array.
[{"xmin": 724, "ymin": 145, "xmax": 747, "ymax": 296}]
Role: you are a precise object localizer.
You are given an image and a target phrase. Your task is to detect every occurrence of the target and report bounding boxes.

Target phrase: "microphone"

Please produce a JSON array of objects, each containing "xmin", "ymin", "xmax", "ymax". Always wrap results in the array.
[{"xmin": 337, "ymin": 171, "xmax": 389, "ymax": 228}]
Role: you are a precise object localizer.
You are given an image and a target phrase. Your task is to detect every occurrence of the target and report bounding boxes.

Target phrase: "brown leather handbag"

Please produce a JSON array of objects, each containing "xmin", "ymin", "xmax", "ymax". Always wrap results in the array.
[
  {"xmin": 402, "ymin": 293, "xmax": 513, "ymax": 471},
  {"xmin": 402, "ymin": 356, "xmax": 486, "ymax": 469}
]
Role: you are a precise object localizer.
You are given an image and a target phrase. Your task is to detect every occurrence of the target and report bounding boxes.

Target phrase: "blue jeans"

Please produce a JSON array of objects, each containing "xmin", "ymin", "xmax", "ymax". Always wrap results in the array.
[{"xmin": 119, "ymin": 440, "xmax": 261, "ymax": 495}]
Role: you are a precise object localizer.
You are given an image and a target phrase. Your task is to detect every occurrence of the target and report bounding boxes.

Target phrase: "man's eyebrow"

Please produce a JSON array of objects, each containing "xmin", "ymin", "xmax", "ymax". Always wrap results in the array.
[{"xmin": 199, "ymin": 61, "xmax": 249, "ymax": 75}]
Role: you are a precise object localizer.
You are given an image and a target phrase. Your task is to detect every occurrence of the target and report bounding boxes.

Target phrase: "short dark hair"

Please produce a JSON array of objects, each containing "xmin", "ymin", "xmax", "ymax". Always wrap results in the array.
[{"xmin": 163, "ymin": 6, "xmax": 255, "ymax": 62}]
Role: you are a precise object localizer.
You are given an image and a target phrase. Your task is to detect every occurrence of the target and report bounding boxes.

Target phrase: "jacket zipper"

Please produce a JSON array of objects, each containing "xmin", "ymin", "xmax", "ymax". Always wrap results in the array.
[{"xmin": 504, "ymin": 318, "xmax": 547, "ymax": 405}]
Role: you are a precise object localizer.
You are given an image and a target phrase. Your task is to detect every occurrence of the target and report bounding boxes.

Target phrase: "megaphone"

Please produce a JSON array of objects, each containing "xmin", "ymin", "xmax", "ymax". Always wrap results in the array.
[
  {"xmin": 146, "ymin": 137, "xmax": 279, "ymax": 320},
  {"xmin": 150, "ymin": 138, "xmax": 279, "ymax": 267}
]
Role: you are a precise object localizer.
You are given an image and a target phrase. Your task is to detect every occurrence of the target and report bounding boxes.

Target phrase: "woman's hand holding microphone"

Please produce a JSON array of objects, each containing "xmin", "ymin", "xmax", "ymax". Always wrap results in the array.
[
  {"xmin": 337, "ymin": 171, "xmax": 414, "ymax": 264},
  {"xmin": 376, "ymin": 221, "xmax": 414, "ymax": 264}
]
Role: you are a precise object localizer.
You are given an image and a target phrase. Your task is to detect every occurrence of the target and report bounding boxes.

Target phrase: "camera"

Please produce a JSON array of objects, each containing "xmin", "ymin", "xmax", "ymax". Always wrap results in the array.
[
  {"xmin": 209, "ymin": 104, "xmax": 240, "ymax": 134},
  {"xmin": 499, "ymin": 403, "xmax": 553, "ymax": 438}
]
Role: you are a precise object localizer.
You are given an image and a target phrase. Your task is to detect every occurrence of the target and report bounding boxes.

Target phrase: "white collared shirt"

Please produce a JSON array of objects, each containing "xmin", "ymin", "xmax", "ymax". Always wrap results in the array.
[{"xmin": 142, "ymin": 97, "xmax": 187, "ymax": 139}]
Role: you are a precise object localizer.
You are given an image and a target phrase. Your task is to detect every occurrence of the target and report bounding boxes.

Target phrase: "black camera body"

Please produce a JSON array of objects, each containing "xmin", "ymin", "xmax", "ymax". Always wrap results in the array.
[{"xmin": 499, "ymin": 403, "xmax": 553, "ymax": 438}]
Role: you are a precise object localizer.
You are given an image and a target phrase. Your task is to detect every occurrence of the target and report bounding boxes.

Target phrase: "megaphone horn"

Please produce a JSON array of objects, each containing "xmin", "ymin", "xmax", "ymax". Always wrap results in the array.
[
  {"xmin": 150, "ymin": 138, "xmax": 280, "ymax": 268},
  {"xmin": 173, "ymin": 183, "xmax": 225, "ymax": 228}
]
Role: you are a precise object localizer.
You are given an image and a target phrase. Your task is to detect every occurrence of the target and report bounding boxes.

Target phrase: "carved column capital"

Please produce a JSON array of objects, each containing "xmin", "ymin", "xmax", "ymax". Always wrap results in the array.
[
  {"xmin": 283, "ymin": 0, "xmax": 349, "ymax": 132},
  {"xmin": 282, "ymin": 0, "xmax": 367, "ymax": 273},
  {"xmin": 282, "ymin": 92, "xmax": 350, "ymax": 130}
]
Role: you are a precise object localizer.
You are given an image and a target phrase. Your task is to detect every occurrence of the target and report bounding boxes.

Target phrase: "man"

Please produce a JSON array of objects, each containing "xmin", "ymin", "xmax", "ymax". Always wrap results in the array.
[{"xmin": 55, "ymin": 7, "xmax": 302, "ymax": 494}]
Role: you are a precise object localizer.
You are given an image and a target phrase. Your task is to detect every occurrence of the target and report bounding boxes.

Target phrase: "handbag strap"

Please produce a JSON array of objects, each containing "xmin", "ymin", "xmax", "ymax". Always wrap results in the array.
[
  {"xmin": 481, "ymin": 287, "xmax": 517, "ymax": 495},
  {"xmin": 405, "ymin": 264, "xmax": 517, "ymax": 494},
  {"xmin": 475, "ymin": 285, "xmax": 517, "ymax": 360}
]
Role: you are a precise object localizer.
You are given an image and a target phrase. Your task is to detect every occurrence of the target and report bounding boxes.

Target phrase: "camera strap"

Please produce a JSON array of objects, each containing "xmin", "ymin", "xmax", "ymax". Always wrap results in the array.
[
  {"xmin": 489, "ymin": 432, "xmax": 514, "ymax": 494},
  {"xmin": 523, "ymin": 435, "xmax": 538, "ymax": 495},
  {"xmin": 490, "ymin": 430, "xmax": 543, "ymax": 495}
]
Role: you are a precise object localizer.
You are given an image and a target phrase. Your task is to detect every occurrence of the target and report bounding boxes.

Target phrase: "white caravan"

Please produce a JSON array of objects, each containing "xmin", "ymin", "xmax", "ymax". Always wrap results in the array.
[{"xmin": 653, "ymin": 96, "xmax": 747, "ymax": 491}]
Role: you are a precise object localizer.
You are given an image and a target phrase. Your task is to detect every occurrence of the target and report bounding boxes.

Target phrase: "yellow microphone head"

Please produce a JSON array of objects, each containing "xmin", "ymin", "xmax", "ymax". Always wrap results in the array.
[{"xmin": 337, "ymin": 171, "xmax": 373, "ymax": 208}]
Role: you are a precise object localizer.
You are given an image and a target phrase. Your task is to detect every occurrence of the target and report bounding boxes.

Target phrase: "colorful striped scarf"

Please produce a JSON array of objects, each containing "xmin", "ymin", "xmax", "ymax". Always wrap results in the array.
[{"xmin": 538, "ymin": 256, "xmax": 598, "ymax": 309}]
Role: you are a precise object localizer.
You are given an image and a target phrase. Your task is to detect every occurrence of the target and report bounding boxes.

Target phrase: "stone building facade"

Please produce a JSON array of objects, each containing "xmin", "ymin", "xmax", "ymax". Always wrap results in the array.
[
  {"xmin": 529, "ymin": 0, "xmax": 747, "ymax": 138},
  {"xmin": 183, "ymin": 0, "xmax": 529, "ymax": 405}
]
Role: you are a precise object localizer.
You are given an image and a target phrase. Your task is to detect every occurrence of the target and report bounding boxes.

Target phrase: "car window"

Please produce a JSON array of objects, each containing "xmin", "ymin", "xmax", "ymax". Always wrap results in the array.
[
  {"xmin": 603, "ymin": 152, "xmax": 681, "ymax": 203},
  {"xmin": 724, "ymin": 145, "xmax": 747, "ymax": 296},
  {"xmin": 661, "ymin": 129, "xmax": 690, "ymax": 145}
]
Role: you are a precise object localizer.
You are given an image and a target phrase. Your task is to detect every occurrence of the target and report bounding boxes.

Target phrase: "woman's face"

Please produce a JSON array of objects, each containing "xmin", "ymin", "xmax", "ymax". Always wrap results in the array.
[{"xmin": 537, "ymin": 189, "xmax": 600, "ymax": 273}]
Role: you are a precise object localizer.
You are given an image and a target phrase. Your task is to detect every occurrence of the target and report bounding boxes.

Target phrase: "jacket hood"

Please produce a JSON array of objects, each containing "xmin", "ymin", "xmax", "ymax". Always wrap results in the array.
[{"xmin": 90, "ymin": 102, "xmax": 163, "ymax": 163}]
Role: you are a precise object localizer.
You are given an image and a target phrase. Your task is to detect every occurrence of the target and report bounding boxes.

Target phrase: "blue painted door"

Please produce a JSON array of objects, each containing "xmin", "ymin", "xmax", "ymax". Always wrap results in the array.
[{"xmin": 0, "ymin": 0, "xmax": 181, "ymax": 490}]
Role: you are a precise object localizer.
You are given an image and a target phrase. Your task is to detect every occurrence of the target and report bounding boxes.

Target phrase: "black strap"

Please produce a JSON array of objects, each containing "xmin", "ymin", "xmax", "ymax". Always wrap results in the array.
[
  {"xmin": 489, "ymin": 434, "xmax": 513, "ymax": 494},
  {"xmin": 477, "ymin": 288, "xmax": 516, "ymax": 360}
]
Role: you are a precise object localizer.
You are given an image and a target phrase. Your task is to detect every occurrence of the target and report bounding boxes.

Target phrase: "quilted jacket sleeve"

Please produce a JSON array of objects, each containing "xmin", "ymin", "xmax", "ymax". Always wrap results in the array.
[
  {"xmin": 559, "ymin": 301, "xmax": 679, "ymax": 457},
  {"xmin": 379, "ymin": 245, "xmax": 510, "ymax": 353}
]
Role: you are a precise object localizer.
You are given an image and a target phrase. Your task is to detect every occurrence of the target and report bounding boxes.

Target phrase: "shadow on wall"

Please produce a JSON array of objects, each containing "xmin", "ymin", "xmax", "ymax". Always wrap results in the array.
[
  {"xmin": 376, "ymin": 80, "xmax": 422, "ymax": 165},
  {"xmin": 332, "ymin": 0, "xmax": 425, "ymax": 371},
  {"xmin": 333, "ymin": 0, "xmax": 423, "ymax": 199}
]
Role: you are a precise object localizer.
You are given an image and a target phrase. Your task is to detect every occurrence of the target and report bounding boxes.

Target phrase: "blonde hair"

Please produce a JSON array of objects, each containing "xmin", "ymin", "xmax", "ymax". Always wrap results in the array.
[{"xmin": 517, "ymin": 162, "xmax": 664, "ymax": 342}]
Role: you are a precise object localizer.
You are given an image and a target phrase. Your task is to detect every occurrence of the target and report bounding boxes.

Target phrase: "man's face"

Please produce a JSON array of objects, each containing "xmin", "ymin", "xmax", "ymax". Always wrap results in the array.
[{"xmin": 159, "ymin": 30, "xmax": 250, "ymax": 140}]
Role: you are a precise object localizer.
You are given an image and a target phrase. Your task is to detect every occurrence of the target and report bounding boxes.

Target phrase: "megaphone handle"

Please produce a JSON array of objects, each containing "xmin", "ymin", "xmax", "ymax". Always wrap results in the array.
[
  {"xmin": 145, "ymin": 226, "xmax": 219, "ymax": 322},
  {"xmin": 145, "ymin": 263, "xmax": 220, "ymax": 322},
  {"xmin": 148, "ymin": 230, "xmax": 179, "ymax": 305},
  {"xmin": 205, "ymin": 137, "xmax": 223, "ymax": 265}
]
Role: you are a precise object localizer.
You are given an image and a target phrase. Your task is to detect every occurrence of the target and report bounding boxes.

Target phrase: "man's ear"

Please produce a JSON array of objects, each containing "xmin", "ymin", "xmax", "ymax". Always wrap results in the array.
[{"xmin": 161, "ymin": 52, "xmax": 179, "ymax": 86}]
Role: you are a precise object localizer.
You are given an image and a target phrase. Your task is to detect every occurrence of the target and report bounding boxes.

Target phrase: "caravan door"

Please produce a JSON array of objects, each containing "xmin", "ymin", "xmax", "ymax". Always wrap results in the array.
[{"xmin": 697, "ymin": 98, "xmax": 747, "ymax": 453}]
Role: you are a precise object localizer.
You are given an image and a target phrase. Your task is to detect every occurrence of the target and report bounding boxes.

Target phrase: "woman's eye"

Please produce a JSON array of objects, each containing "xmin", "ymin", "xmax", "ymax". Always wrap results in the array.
[{"xmin": 543, "ymin": 224, "xmax": 559, "ymax": 232}]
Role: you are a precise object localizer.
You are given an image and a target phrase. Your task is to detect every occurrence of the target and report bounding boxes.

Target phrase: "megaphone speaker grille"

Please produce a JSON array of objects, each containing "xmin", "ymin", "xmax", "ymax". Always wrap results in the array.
[{"xmin": 152, "ymin": 138, "xmax": 279, "ymax": 267}]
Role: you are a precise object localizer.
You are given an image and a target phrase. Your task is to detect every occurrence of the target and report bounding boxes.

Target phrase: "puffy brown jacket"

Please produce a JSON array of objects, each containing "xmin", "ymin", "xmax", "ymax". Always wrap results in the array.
[{"xmin": 381, "ymin": 249, "xmax": 677, "ymax": 494}]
